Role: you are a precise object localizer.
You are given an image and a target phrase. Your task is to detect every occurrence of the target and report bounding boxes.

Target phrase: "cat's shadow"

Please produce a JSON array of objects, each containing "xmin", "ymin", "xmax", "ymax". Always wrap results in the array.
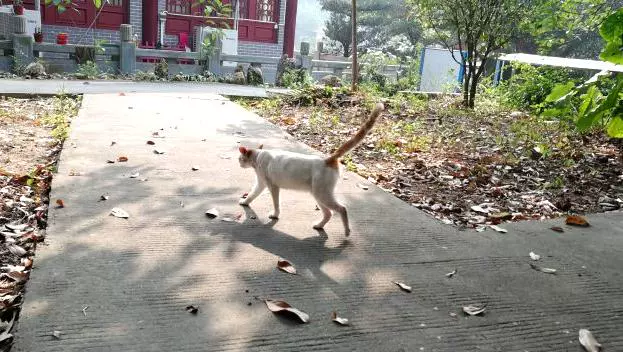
[{"xmin": 230, "ymin": 205, "xmax": 349, "ymax": 285}]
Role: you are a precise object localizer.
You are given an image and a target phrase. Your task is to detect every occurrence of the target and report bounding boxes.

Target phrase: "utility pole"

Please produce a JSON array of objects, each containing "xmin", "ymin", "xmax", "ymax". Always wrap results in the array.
[{"xmin": 351, "ymin": 0, "xmax": 357, "ymax": 92}]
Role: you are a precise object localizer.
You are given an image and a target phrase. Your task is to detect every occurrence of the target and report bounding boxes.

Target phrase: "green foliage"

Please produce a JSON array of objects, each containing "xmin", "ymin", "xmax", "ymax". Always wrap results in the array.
[
  {"xmin": 45, "ymin": 0, "xmax": 101, "ymax": 13},
  {"xmin": 408, "ymin": 0, "xmax": 527, "ymax": 108},
  {"xmin": 498, "ymin": 63, "xmax": 583, "ymax": 111},
  {"xmin": 41, "ymin": 93, "xmax": 80, "ymax": 141},
  {"xmin": 521, "ymin": 0, "xmax": 617, "ymax": 57},
  {"xmin": 281, "ymin": 69, "xmax": 313, "ymax": 90},
  {"xmin": 540, "ymin": 8, "xmax": 623, "ymax": 138},
  {"xmin": 75, "ymin": 61, "xmax": 99, "ymax": 79}
]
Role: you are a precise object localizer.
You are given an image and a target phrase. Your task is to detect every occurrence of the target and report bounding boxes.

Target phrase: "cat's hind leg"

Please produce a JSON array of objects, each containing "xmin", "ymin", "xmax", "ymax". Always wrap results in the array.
[
  {"xmin": 313, "ymin": 191, "xmax": 350, "ymax": 236},
  {"xmin": 239, "ymin": 176, "xmax": 266, "ymax": 206},
  {"xmin": 312, "ymin": 202, "xmax": 332, "ymax": 230}
]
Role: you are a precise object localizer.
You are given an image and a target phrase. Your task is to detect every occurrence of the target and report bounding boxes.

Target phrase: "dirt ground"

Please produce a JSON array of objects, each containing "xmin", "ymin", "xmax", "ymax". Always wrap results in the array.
[
  {"xmin": 238, "ymin": 89, "xmax": 623, "ymax": 229},
  {"xmin": 0, "ymin": 96, "xmax": 76, "ymax": 351}
]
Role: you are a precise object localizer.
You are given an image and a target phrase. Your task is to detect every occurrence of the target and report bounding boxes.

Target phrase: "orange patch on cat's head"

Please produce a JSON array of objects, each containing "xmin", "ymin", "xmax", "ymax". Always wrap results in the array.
[{"xmin": 239, "ymin": 146, "xmax": 252, "ymax": 156}]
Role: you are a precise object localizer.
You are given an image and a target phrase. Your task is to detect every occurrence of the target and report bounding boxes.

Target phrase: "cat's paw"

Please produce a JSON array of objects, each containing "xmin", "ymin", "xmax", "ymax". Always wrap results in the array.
[
  {"xmin": 268, "ymin": 212, "xmax": 279, "ymax": 220},
  {"xmin": 344, "ymin": 228, "xmax": 351, "ymax": 237},
  {"xmin": 239, "ymin": 199, "xmax": 250, "ymax": 206},
  {"xmin": 312, "ymin": 223, "xmax": 325, "ymax": 230}
]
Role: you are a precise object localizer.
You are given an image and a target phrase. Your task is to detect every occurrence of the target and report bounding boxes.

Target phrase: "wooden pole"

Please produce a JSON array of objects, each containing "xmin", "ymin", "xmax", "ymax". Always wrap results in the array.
[{"xmin": 351, "ymin": 0, "xmax": 357, "ymax": 92}]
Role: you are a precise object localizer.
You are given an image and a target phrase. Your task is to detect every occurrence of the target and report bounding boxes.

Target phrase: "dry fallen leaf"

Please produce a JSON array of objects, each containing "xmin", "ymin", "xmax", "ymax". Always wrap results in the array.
[
  {"xmin": 551, "ymin": 226, "xmax": 565, "ymax": 233},
  {"xmin": 205, "ymin": 208, "xmax": 219, "ymax": 219},
  {"xmin": 446, "ymin": 269, "xmax": 457, "ymax": 278},
  {"xmin": 277, "ymin": 259, "xmax": 297, "ymax": 275},
  {"xmin": 106, "ymin": 159, "xmax": 115, "ymax": 164},
  {"xmin": 462, "ymin": 304, "xmax": 487, "ymax": 316},
  {"xmin": 529, "ymin": 251, "xmax": 541, "ymax": 261},
  {"xmin": 118, "ymin": 92, "xmax": 126, "ymax": 96},
  {"xmin": 52, "ymin": 330, "xmax": 61, "ymax": 339},
  {"xmin": 68, "ymin": 170, "xmax": 82, "ymax": 176},
  {"xmin": 21, "ymin": 258, "xmax": 33, "ymax": 270},
  {"xmin": 0, "ymin": 312, "xmax": 15, "ymax": 343},
  {"xmin": 118, "ymin": 156, "xmax": 128, "ymax": 162},
  {"xmin": 530, "ymin": 263, "xmax": 557, "ymax": 274},
  {"xmin": 55, "ymin": 199, "xmax": 65, "ymax": 208},
  {"xmin": 8, "ymin": 245, "xmax": 27, "ymax": 257},
  {"xmin": 185, "ymin": 305, "xmax": 199, "ymax": 314},
  {"xmin": 566, "ymin": 215, "xmax": 590, "ymax": 227},
  {"xmin": 130, "ymin": 172, "xmax": 140, "ymax": 178},
  {"xmin": 146, "ymin": 140, "xmax": 155, "ymax": 145},
  {"xmin": 264, "ymin": 300, "xmax": 309, "ymax": 323},
  {"xmin": 357, "ymin": 183, "xmax": 369, "ymax": 190},
  {"xmin": 579, "ymin": 329, "xmax": 602, "ymax": 352},
  {"xmin": 489, "ymin": 225, "xmax": 508, "ymax": 233},
  {"xmin": 3, "ymin": 271, "xmax": 29, "ymax": 284},
  {"xmin": 110, "ymin": 208, "xmax": 129, "ymax": 219},
  {"xmin": 241, "ymin": 192, "xmax": 248, "ymax": 199},
  {"xmin": 393, "ymin": 281, "xmax": 412, "ymax": 292},
  {"xmin": 153, "ymin": 149, "xmax": 165, "ymax": 155},
  {"xmin": 99, "ymin": 195, "xmax": 109, "ymax": 201},
  {"xmin": 191, "ymin": 166, "xmax": 199, "ymax": 171},
  {"xmin": 331, "ymin": 311, "xmax": 349, "ymax": 326}
]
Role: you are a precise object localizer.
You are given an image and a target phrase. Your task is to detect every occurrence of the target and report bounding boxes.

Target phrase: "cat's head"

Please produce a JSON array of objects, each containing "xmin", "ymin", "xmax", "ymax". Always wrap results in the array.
[{"xmin": 238, "ymin": 144, "xmax": 263, "ymax": 168}]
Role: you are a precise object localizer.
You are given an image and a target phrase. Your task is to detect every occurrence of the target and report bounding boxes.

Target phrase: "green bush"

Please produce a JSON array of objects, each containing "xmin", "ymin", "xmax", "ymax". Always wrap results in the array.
[
  {"xmin": 281, "ymin": 68, "xmax": 313, "ymax": 89},
  {"xmin": 75, "ymin": 61, "xmax": 99, "ymax": 79},
  {"xmin": 498, "ymin": 63, "xmax": 587, "ymax": 111}
]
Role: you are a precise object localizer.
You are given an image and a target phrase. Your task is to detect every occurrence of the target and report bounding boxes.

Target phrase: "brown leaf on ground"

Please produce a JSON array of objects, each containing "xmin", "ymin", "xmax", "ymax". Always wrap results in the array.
[
  {"xmin": 110, "ymin": 208, "xmax": 129, "ymax": 219},
  {"xmin": 264, "ymin": 300, "xmax": 309, "ymax": 323},
  {"xmin": 277, "ymin": 259, "xmax": 297, "ymax": 275},
  {"xmin": 393, "ymin": 281, "xmax": 412, "ymax": 292},
  {"xmin": 446, "ymin": 269, "xmax": 457, "ymax": 278},
  {"xmin": 118, "ymin": 92, "xmax": 126, "ymax": 96},
  {"xmin": 205, "ymin": 208, "xmax": 219, "ymax": 219},
  {"xmin": 579, "ymin": 329, "xmax": 602, "ymax": 352},
  {"xmin": 462, "ymin": 304, "xmax": 487, "ymax": 316},
  {"xmin": 185, "ymin": 305, "xmax": 199, "ymax": 314},
  {"xmin": 55, "ymin": 199, "xmax": 65, "ymax": 208},
  {"xmin": 331, "ymin": 311, "xmax": 350, "ymax": 326},
  {"xmin": 551, "ymin": 226, "xmax": 565, "ymax": 233},
  {"xmin": 153, "ymin": 149, "xmax": 165, "ymax": 155},
  {"xmin": 7, "ymin": 245, "xmax": 27, "ymax": 257},
  {"xmin": 530, "ymin": 263, "xmax": 557, "ymax": 274},
  {"xmin": 566, "ymin": 215, "xmax": 590, "ymax": 227},
  {"xmin": 146, "ymin": 140, "xmax": 155, "ymax": 145},
  {"xmin": 117, "ymin": 156, "xmax": 128, "ymax": 162},
  {"xmin": 3, "ymin": 271, "xmax": 29, "ymax": 284},
  {"xmin": 21, "ymin": 258, "xmax": 33, "ymax": 270}
]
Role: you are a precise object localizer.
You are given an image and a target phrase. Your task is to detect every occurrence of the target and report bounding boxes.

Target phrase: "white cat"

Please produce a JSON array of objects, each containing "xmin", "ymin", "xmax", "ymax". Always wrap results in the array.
[{"xmin": 238, "ymin": 103, "xmax": 384, "ymax": 236}]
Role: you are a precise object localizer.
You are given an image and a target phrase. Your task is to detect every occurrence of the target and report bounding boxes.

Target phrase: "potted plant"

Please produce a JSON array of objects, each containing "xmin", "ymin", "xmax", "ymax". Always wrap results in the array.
[
  {"xmin": 56, "ymin": 32, "xmax": 68, "ymax": 45},
  {"xmin": 13, "ymin": 0, "xmax": 25, "ymax": 15},
  {"xmin": 34, "ymin": 27, "xmax": 43, "ymax": 43}
]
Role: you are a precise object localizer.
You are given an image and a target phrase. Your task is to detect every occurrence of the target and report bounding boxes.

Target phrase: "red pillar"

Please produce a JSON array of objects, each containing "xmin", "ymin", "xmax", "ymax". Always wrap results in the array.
[
  {"xmin": 283, "ymin": 0, "xmax": 298, "ymax": 57},
  {"xmin": 142, "ymin": 0, "xmax": 158, "ymax": 46}
]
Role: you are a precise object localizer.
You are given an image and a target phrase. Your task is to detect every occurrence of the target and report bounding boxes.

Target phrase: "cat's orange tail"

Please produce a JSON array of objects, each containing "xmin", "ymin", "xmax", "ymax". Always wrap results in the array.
[{"xmin": 325, "ymin": 103, "xmax": 384, "ymax": 168}]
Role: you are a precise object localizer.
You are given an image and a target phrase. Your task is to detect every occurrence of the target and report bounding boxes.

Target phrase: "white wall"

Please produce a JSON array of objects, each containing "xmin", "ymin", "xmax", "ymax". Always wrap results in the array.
[{"xmin": 419, "ymin": 47, "xmax": 463, "ymax": 93}]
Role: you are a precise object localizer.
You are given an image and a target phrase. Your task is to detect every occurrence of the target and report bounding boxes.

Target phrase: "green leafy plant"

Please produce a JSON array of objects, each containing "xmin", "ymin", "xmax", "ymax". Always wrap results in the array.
[
  {"xmin": 44, "ymin": 0, "xmax": 102, "ymax": 13},
  {"xmin": 281, "ymin": 69, "xmax": 314, "ymax": 89},
  {"xmin": 542, "ymin": 8, "xmax": 623, "ymax": 137},
  {"xmin": 41, "ymin": 93, "xmax": 80, "ymax": 141},
  {"xmin": 75, "ymin": 60, "xmax": 100, "ymax": 79}
]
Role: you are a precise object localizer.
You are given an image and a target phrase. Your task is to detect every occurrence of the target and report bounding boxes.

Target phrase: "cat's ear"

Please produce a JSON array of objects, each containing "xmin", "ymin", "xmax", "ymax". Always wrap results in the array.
[
  {"xmin": 239, "ymin": 146, "xmax": 248, "ymax": 154},
  {"xmin": 258, "ymin": 144, "xmax": 264, "ymax": 149}
]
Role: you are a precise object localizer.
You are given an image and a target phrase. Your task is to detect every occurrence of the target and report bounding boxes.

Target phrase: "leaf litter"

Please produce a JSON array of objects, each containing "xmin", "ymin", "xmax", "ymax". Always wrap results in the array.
[
  {"xmin": 579, "ymin": 329, "xmax": 602, "ymax": 352},
  {"xmin": 277, "ymin": 259, "xmax": 297, "ymax": 275},
  {"xmin": 393, "ymin": 281, "xmax": 412, "ymax": 293},
  {"xmin": 530, "ymin": 263, "xmax": 557, "ymax": 274},
  {"xmin": 331, "ymin": 311, "xmax": 350, "ymax": 326},
  {"xmin": 110, "ymin": 208, "xmax": 130, "ymax": 219},
  {"xmin": 264, "ymin": 300, "xmax": 310, "ymax": 323},
  {"xmin": 244, "ymin": 96, "xmax": 623, "ymax": 229},
  {"xmin": 462, "ymin": 304, "xmax": 487, "ymax": 316}
]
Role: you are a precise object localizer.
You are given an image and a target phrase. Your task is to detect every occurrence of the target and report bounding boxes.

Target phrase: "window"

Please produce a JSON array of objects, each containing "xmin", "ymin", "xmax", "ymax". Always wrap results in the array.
[
  {"xmin": 256, "ymin": 0, "xmax": 275, "ymax": 22},
  {"xmin": 238, "ymin": 0, "xmax": 249, "ymax": 19},
  {"xmin": 108, "ymin": 0, "xmax": 123, "ymax": 6},
  {"xmin": 167, "ymin": 0, "xmax": 191, "ymax": 15}
]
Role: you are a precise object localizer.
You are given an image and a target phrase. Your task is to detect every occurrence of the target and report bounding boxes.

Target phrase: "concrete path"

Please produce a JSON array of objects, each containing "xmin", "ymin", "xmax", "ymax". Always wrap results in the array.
[
  {"xmin": 0, "ymin": 79, "xmax": 290, "ymax": 97},
  {"xmin": 14, "ymin": 93, "xmax": 623, "ymax": 351}
]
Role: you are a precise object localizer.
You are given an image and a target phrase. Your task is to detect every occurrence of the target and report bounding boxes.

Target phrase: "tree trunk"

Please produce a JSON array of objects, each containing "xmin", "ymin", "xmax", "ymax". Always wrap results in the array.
[
  {"xmin": 462, "ymin": 72, "xmax": 470, "ymax": 107},
  {"xmin": 351, "ymin": 0, "xmax": 358, "ymax": 92},
  {"xmin": 468, "ymin": 72, "xmax": 478, "ymax": 108},
  {"xmin": 343, "ymin": 44, "xmax": 350, "ymax": 58}
]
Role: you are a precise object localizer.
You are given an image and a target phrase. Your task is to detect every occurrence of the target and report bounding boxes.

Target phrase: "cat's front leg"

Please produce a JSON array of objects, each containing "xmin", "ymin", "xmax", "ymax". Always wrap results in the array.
[
  {"xmin": 267, "ymin": 185, "xmax": 280, "ymax": 219},
  {"xmin": 240, "ymin": 177, "xmax": 266, "ymax": 206}
]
